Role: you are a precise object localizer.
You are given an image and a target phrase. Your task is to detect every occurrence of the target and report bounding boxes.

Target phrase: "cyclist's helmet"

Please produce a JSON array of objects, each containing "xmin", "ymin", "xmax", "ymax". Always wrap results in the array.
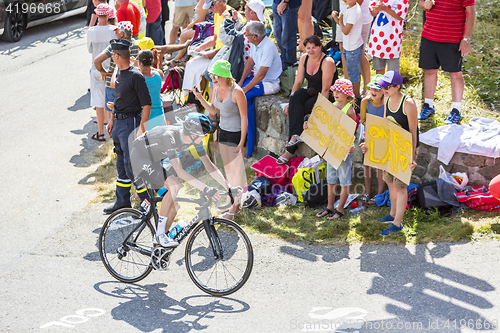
[{"xmin": 183, "ymin": 112, "xmax": 212, "ymax": 136}]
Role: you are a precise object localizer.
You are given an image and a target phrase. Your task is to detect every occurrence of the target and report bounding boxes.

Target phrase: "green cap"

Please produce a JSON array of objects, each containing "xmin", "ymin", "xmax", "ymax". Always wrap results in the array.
[
  {"xmin": 209, "ymin": 60, "xmax": 233, "ymax": 79},
  {"xmin": 367, "ymin": 74, "xmax": 384, "ymax": 90}
]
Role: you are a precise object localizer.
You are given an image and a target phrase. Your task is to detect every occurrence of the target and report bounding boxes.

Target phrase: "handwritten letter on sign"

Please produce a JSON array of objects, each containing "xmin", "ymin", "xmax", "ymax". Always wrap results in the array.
[
  {"xmin": 300, "ymin": 94, "xmax": 357, "ymax": 169},
  {"xmin": 364, "ymin": 113, "xmax": 413, "ymax": 185}
]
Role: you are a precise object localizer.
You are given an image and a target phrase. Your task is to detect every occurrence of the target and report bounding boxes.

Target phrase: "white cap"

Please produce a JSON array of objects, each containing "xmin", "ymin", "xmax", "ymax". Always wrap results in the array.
[{"xmin": 247, "ymin": 0, "xmax": 265, "ymax": 22}]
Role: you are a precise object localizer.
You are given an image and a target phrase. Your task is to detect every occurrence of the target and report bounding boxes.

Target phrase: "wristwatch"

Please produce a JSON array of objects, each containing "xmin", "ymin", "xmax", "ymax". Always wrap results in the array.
[
  {"xmin": 462, "ymin": 38, "xmax": 471, "ymax": 43},
  {"xmin": 281, "ymin": 0, "xmax": 289, "ymax": 3}
]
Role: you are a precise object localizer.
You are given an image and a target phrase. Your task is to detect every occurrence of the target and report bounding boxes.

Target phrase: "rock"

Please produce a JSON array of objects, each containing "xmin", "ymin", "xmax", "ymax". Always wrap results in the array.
[{"xmin": 462, "ymin": 154, "xmax": 485, "ymax": 168}]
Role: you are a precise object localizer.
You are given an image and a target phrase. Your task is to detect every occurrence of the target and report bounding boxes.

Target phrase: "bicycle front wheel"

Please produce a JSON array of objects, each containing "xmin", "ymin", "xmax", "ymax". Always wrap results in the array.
[
  {"xmin": 99, "ymin": 208, "xmax": 155, "ymax": 283},
  {"xmin": 185, "ymin": 218, "xmax": 253, "ymax": 296}
]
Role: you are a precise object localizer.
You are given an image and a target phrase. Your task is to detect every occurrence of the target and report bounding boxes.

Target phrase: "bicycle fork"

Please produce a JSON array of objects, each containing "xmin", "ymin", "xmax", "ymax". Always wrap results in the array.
[{"xmin": 203, "ymin": 218, "xmax": 224, "ymax": 260}]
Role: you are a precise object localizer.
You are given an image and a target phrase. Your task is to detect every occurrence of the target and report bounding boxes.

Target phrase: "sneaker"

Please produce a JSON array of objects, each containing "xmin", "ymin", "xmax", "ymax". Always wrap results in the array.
[
  {"xmin": 380, "ymin": 223, "xmax": 404, "ymax": 236},
  {"xmin": 444, "ymin": 108, "xmax": 462, "ymax": 125},
  {"xmin": 418, "ymin": 103, "xmax": 435, "ymax": 120},
  {"xmin": 377, "ymin": 213, "xmax": 395, "ymax": 223},
  {"xmin": 154, "ymin": 233, "xmax": 179, "ymax": 248}
]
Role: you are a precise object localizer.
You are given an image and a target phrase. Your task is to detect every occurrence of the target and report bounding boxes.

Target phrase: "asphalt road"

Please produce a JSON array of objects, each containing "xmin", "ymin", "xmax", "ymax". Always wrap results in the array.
[{"xmin": 1, "ymin": 16, "xmax": 500, "ymax": 333}]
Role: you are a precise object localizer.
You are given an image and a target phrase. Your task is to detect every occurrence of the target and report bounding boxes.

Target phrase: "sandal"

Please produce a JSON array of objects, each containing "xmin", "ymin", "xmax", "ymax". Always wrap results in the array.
[
  {"xmin": 221, "ymin": 212, "xmax": 235, "ymax": 220},
  {"xmin": 91, "ymin": 132, "xmax": 105, "ymax": 142},
  {"xmin": 285, "ymin": 134, "xmax": 304, "ymax": 148},
  {"xmin": 316, "ymin": 207, "xmax": 333, "ymax": 218},
  {"xmin": 277, "ymin": 155, "xmax": 290, "ymax": 164},
  {"xmin": 327, "ymin": 209, "xmax": 344, "ymax": 220},
  {"xmin": 367, "ymin": 196, "xmax": 377, "ymax": 205}
]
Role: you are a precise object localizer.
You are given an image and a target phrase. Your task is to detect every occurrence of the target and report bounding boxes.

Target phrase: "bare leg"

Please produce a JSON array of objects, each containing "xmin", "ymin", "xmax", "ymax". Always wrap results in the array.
[
  {"xmin": 159, "ymin": 176, "xmax": 181, "ymax": 233},
  {"xmin": 219, "ymin": 143, "xmax": 245, "ymax": 215},
  {"xmin": 169, "ymin": 25, "xmax": 180, "ymax": 45},
  {"xmin": 360, "ymin": 53, "xmax": 370, "ymax": 93},
  {"xmin": 449, "ymin": 71, "xmax": 464, "ymax": 103},
  {"xmin": 392, "ymin": 187, "xmax": 407, "ymax": 228},
  {"xmin": 376, "ymin": 69, "xmax": 385, "ymax": 75},
  {"xmin": 377, "ymin": 169, "xmax": 386, "ymax": 194},
  {"xmin": 353, "ymin": 81, "xmax": 361, "ymax": 98},
  {"xmin": 364, "ymin": 165, "xmax": 372, "ymax": 198},
  {"xmin": 173, "ymin": 29, "xmax": 195, "ymax": 61},
  {"xmin": 387, "ymin": 181, "xmax": 397, "ymax": 219},
  {"xmin": 328, "ymin": 185, "xmax": 350, "ymax": 218},
  {"xmin": 423, "ymin": 69, "xmax": 439, "ymax": 100},
  {"xmin": 96, "ymin": 107, "xmax": 105, "ymax": 135},
  {"xmin": 297, "ymin": 0, "xmax": 313, "ymax": 52}
]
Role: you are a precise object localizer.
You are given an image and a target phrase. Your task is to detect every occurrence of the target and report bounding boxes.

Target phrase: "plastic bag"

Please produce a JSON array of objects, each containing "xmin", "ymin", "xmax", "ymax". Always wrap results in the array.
[{"xmin": 439, "ymin": 165, "xmax": 468, "ymax": 191}]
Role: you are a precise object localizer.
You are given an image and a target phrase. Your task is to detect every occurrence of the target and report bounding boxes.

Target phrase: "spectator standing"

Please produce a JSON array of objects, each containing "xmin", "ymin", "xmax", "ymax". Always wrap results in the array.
[
  {"xmin": 108, "ymin": 8, "xmax": 118, "ymax": 25},
  {"xmin": 193, "ymin": 60, "xmax": 248, "ymax": 219},
  {"xmin": 161, "ymin": 0, "xmax": 170, "ymax": 44},
  {"xmin": 278, "ymin": 35, "xmax": 336, "ymax": 164},
  {"xmin": 94, "ymin": 21, "xmax": 140, "ymax": 132},
  {"xmin": 417, "ymin": 0, "xmax": 475, "ymax": 124},
  {"xmin": 87, "ymin": 4, "xmax": 116, "ymax": 142},
  {"xmin": 272, "ymin": 0, "xmax": 301, "ymax": 70},
  {"xmin": 238, "ymin": 21, "xmax": 282, "ymax": 157},
  {"xmin": 88, "ymin": 0, "xmax": 108, "ymax": 29},
  {"xmin": 137, "ymin": 49, "xmax": 166, "ymax": 131},
  {"xmin": 358, "ymin": 0, "xmax": 372, "ymax": 93},
  {"xmin": 367, "ymin": 0, "xmax": 409, "ymax": 74},
  {"xmin": 143, "ymin": 0, "xmax": 164, "ymax": 45},
  {"xmin": 315, "ymin": 79, "xmax": 356, "ymax": 220},
  {"xmin": 332, "ymin": 0, "xmax": 364, "ymax": 98},
  {"xmin": 169, "ymin": 0, "xmax": 197, "ymax": 45},
  {"xmin": 116, "ymin": 0, "xmax": 142, "ymax": 38},
  {"xmin": 361, "ymin": 71, "xmax": 419, "ymax": 235},
  {"xmin": 104, "ymin": 39, "xmax": 152, "ymax": 214}
]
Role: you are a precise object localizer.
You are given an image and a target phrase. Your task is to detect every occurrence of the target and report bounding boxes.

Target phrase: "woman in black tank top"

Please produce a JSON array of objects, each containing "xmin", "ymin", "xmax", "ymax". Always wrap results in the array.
[{"xmin": 278, "ymin": 35, "xmax": 337, "ymax": 164}]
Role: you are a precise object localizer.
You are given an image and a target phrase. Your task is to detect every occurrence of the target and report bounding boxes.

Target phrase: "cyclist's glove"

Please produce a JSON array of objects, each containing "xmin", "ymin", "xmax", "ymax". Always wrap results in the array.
[{"xmin": 203, "ymin": 186, "xmax": 219, "ymax": 198}]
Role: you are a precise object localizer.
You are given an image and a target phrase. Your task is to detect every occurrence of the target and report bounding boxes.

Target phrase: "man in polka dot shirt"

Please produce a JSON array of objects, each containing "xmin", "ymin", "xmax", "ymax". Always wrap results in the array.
[{"xmin": 367, "ymin": 0, "xmax": 409, "ymax": 75}]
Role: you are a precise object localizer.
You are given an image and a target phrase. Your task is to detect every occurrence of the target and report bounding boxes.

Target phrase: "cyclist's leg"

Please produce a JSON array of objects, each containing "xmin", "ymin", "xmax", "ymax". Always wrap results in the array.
[{"xmin": 158, "ymin": 174, "xmax": 181, "ymax": 234}]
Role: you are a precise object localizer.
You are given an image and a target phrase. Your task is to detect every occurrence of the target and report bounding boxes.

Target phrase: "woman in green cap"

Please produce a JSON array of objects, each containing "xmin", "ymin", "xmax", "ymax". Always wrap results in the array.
[
  {"xmin": 193, "ymin": 60, "xmax": 248, "ymax": 220},
  {"xmin": 360, "ymin": 74, "xmax": 386, "ymax": 204}
]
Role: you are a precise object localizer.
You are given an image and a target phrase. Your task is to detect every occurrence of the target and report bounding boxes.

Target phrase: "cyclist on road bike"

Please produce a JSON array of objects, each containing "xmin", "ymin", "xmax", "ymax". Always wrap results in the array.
[{"xmin": 130, "ymin": 112, "xmax": 232, "ymax": 248}]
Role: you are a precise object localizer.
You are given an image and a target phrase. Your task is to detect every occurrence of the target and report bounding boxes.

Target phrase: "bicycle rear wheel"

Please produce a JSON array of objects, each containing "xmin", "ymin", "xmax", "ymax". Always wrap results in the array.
[
  {"xmin": 99, "ymin": 208, "xmax": 155, "ymax": 283},
  {"xmin": 185, "ymin": 218, "xmax": 253, "ymax": 296}
]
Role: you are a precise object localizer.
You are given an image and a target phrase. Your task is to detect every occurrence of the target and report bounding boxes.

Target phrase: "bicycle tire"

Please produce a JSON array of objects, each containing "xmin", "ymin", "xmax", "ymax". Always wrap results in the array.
[
  {"xmin": 185, "ymin": 218, "xmax": 253, "ymax": 296},
  {"xmin": 99, "ymin": 208, "xmax": 155, "ymax": 283}
]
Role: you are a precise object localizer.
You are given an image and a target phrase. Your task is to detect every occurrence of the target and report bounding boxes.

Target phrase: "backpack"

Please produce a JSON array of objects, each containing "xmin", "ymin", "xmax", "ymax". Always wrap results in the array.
[
  {"xmin": 161, "ymin": 66, "xmax": 185, "ymax": 93},
  {"xmin": 416, "ymin": 180, "xmax": 452, "ymax": 210},
  {"xmin": 455, "ymin": 186, "xmax": 500, "ymax": 212},
  {"xmin": 303, "ymin": 180, "xmax": 328, "ymax": 208}
]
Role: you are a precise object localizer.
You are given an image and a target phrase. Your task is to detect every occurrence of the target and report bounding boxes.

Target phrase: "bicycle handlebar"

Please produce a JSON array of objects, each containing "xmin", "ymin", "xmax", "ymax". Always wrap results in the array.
[{"xmin": 215, "ymin": 186, "xmax": 242, "ymax": 210}]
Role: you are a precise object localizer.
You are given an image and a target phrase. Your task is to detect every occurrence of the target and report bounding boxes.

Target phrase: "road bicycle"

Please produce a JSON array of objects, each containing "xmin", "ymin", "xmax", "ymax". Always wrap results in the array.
[{"xmin": 98, "ymin": 185, "xmax": 253, "ymax": 296}]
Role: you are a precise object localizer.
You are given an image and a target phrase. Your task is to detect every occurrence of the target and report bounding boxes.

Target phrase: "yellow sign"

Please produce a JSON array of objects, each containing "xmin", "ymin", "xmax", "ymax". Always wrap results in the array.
[
  {"xmin": 364, "ymin": 113, "xmax": 413, "ymax": 185},
  {"xmin": 300, "ymin": 94, "xmax": 357, "ymax": 169}
]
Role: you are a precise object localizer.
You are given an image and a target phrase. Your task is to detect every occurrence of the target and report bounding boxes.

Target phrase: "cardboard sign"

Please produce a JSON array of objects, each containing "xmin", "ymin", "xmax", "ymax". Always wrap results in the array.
[
  {"xmin": 300, "ymin": 94, "xmax": 357, "ymax": 169},
  {"xmin": 364, "ymin": 113, "xmax": 413, "ymax": 185}
]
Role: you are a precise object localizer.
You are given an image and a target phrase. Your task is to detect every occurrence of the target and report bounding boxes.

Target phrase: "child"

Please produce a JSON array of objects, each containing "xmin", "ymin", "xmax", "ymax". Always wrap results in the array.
[
  {"xmin": 360, "ymin": 74, "xmax": 386, "ymax": 203},
  {"xmin": 361, "ymin": 71, "xmax": 418, "ymax": 235},
  {"xmin": 367, "ymin": 0, "xmax": 409, "ymax": 74},
  {"xmin": 332, "ymin": 0, "xmax": 364, "ymax": 98},
  {"xmin": 316, "ymin": 79, "xmax": 357, "ymax": 219}
]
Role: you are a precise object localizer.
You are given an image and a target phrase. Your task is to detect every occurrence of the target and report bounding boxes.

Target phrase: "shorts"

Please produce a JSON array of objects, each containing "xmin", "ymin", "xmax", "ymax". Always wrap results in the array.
[
  {"xmin": 382, "ymin": 170, "xmax": 407, "ymax": 188},
  {"xmin": 419, "ymin": 36, "xmax": 462, "ymax": 73},
  {"xmin": 361, "ymin": 22, "xmax": 371, "ymax": 46},
  {"xmin": 130, "ymin": 147, "xmax": 173, "ymax": 189},
  {"xmin": 105, "ymin": 88, "xmax": 115, "ymax": 112},
  {"xmin": 172, "ymin": 5, "xmax": 196, "ymax": 27},
  {"xmin": 372, "ymin": 57, "xmax": 401, "ymax": 72},
  {"xmin": 326, "ymin": 154, "xmax": 352, "ymax": 187},
  {"xmin": 344, "ymin": 44, "xmax": 363, "ymax": 84},
  {"xmin": 90, "ymin": 69, "xmax": 105, "ymax": 108},
  {"xmin": 219, "ymin": 129, "xmax": 241, "ymax": 146}
]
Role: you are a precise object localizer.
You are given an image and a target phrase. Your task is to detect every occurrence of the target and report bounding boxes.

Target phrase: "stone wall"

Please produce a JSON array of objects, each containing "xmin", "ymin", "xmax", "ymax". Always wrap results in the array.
[{"xmin": 254, "ymin": 95, "xmax": 500, "ymax": 186}]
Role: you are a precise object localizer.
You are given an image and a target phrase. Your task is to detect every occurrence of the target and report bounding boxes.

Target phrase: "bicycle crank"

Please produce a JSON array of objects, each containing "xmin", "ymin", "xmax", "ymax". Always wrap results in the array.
[{"xmin": 151, "ymin": 246, "xmax": 173, "ymax": 271}]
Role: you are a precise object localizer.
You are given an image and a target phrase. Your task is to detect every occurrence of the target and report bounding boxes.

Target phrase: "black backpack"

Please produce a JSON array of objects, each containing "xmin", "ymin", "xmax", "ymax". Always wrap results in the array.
[
  {"xmin": 303, "ymin": 180, "xmax": 329, "ymax": 208},
  {"xmin": 416, "ymin": 180, "xmax": 453, "ymax": 213}
]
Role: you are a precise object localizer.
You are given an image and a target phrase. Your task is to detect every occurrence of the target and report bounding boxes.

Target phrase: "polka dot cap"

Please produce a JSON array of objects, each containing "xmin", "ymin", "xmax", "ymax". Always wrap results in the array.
[{"xmin": 330, "ymin": 78, "xmax": 355, "ymax": 98}]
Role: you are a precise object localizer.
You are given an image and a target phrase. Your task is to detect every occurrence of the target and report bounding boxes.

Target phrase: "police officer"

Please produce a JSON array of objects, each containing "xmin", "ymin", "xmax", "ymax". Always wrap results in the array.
[{"xmin": 104, "ymin": 38, "xmax": 151, "ymax": 214}]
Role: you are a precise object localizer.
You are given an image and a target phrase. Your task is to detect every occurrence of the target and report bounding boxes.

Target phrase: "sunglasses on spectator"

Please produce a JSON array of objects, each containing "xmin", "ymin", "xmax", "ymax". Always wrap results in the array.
[{"xmin": 209, "ymin": 73, "xmax": 219, "ymax": 80}]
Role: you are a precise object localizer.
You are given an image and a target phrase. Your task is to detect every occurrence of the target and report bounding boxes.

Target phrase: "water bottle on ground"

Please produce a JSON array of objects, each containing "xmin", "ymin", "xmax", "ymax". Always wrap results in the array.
[
  {"xmin": 349, "ymin": 206, "xmax": 367, "ymax": 215},
  {"xmin": 168, "ymin": 220, "xmax": 187, "ymax": 239}
]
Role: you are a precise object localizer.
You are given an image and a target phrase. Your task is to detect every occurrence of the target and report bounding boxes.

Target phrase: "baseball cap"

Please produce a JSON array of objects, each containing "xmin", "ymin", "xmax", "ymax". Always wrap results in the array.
[
  {"xmin": 135, "ymin": 37, "xmax": 155, "ymax": 50},
  {"xmin": 209, "ymin": 60, "xmax": 233, "ymax": 78},
  {"xmin": 94, "ymin": 3, "xmax": 111, "ymax": 16},
  {"xmin": 110, "ymin": 38, "xmax": 132, "ymax": 50},
  {"xmin": 376, "ymin": 70, "xmax": 404, "ymax": 88},
  {"xmin": 247, "ymin": 0, "xmax": 265, "ymax": 22},
  {"xmin": 330, "ymin": 78, "xmax": 355, "ymax": 98},
  {"xmin": 114, "ymin": 21, "xmax": 133, "ymax": 32},
  {"xmin": 366, "ymin": 74, "xmax": 384, "ymax": 90}
]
